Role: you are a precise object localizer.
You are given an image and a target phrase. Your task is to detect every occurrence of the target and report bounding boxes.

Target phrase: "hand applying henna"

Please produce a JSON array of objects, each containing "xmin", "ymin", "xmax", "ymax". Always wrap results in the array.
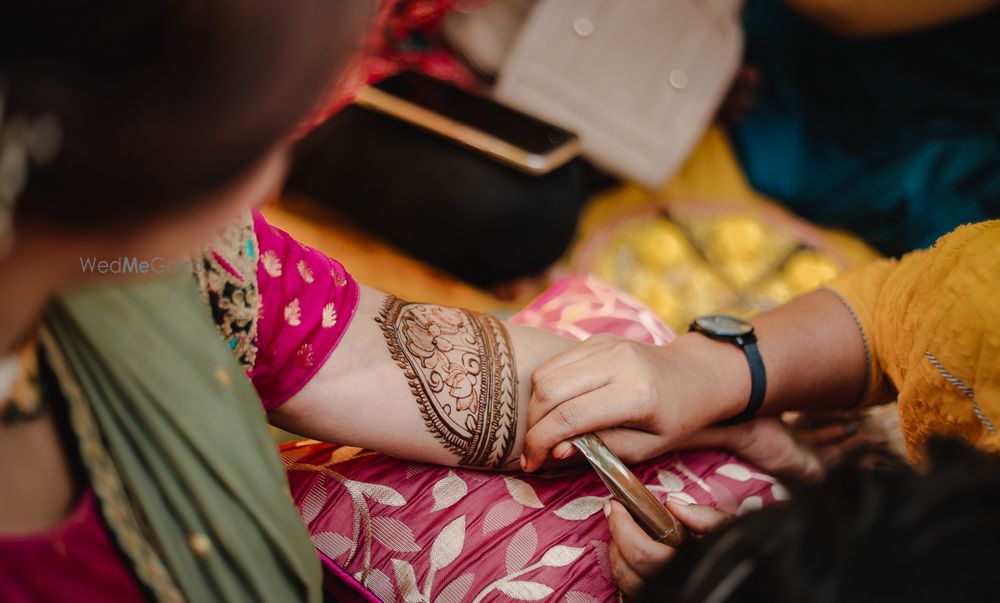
[{"xmin": 521, "ymin": 289, "xmax": 866, "ymax": 476}]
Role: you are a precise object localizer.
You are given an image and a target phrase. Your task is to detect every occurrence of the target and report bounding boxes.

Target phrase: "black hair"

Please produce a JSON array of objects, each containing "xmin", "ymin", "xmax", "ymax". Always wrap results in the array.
[
  {"xmin": 641, "ymin": 438, "xmax": 1000, "ymax": 603},
  {"xmin": 1, "ymin": 0, "xmax": 374, "ymax": 229}
]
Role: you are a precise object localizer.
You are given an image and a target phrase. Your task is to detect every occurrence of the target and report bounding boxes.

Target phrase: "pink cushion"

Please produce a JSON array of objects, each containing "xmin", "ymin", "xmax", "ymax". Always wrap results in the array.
[
  {"xmin": 509, "ymin": 275, "xmax": 675, "ymax": 344},
  {"xmin": 284, "ymin": 276, "xmax": 781, "ymax": 602}
]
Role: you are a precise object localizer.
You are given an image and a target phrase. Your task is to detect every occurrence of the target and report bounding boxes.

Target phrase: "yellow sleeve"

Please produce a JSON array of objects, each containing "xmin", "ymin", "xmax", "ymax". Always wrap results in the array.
[
  {"xmin": 828, "ymin": 221, "xmax": 1000, "ymax": 458},
  {"xmin": 824, "ymin": 252, "xmax": 913, "ymax": 407}
]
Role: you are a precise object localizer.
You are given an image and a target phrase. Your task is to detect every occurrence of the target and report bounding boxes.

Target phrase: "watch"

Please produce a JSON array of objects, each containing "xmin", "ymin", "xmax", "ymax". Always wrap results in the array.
[{"xmin": 689, "ymin": 315, "xmax": 767, "ymax": 426}]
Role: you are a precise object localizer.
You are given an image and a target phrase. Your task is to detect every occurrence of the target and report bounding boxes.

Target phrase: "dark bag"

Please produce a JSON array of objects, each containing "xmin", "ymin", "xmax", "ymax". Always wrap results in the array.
[{"xmin": 286, "ymin": 105, "xmax": 592, "ymax": 288}]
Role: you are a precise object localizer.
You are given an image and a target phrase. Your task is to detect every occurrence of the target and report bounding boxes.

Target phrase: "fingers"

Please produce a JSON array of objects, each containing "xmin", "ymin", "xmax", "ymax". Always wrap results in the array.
[
  {"xmin": 605, "ymin": 501, "xmax": 674, "ymax": 598},
  {"xmin": 528, "ymin": 354, "xmax": 613, "ymax": 427},
  {"xmin": 588, "ymin": 427, "xmax": 668, "ymax": 464},
  {"xmin": 531, "ymin": 334, "xmax": 620, "ymax": 380},
  {"xmin": 745, "ymin": 420, "xmax": 824, "ymax": 482},
  {"xmin": 535, "ymin": 426, "xmax": 666, "ymax": 470},
  {"xmin": 681, "ymin": 419, "xmax": 824, "ymax": 483},
  {"xmin": 609, "ymin": 541, "xmax": 646, "ymax": 599},
  {"xmin": 793, "ymin": 421, "xmax": 860, "ymax": 447},
  {"xmin": 664, "ymin": 500, "xmax": 732, "ymax": 534},
  {"xmin": 522, "ymin": 386, "xmax": 640, "ymax": 471}
]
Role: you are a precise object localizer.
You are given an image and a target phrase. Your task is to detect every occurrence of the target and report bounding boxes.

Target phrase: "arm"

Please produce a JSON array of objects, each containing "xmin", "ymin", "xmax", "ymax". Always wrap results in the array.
[
  {"xmin": 521, "ymin": 288, "xmax": 870, "ymax": 470},
  {"xmin": 235, "ymin": 209, "xmax": 575, "ymax": 469},
  {"xmin": 269, "ymin": 285, "xmax": 575, "ymax": 469},
  {"xmin": 522, "ymin": 221, "xmax": 1000, "ymax": 470},
  {"xmin": 786, "ymin": 0, "xmax": 1000, "ymax": 37}
]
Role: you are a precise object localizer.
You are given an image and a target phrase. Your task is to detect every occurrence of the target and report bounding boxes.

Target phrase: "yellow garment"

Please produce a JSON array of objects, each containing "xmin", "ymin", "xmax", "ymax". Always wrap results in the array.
[{"xmin": 829, "ymin": 221, "xmax": 1000, "ymax": 461}]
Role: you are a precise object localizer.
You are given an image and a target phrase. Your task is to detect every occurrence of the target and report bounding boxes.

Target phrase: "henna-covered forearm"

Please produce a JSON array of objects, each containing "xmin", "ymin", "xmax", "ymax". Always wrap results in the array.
[
  {"xmin": 273, "ymin": 285, "xmax": 575, "ymax": 469},
  {"xmin": 376, "ymin": 296, "xmax": 518, "ymax": 467}
]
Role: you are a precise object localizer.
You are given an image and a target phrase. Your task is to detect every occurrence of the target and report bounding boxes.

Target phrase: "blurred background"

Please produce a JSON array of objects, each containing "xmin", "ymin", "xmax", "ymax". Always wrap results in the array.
[{"xmin": 273, "ymin": 0, "xmax": 998, "ymax": 339}]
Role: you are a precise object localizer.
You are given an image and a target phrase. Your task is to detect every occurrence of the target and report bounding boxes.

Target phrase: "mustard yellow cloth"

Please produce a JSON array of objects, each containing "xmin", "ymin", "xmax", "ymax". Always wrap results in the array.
[{"xmin": 828, "ymin": 221, "xmax": 1000, "ymax": 461}]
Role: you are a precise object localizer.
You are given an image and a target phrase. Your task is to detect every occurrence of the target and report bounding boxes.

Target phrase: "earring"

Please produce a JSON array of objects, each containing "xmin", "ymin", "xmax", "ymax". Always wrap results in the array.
[{"xmin": 0, "ymin": 85, "xmax": 62, "ymax": 258}]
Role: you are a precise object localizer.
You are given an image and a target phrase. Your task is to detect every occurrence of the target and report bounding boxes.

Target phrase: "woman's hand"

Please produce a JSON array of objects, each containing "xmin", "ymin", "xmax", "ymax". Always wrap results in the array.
[
  {"xmin": 785, "ymin": 405, "xmax": 905, "ymax": 468},
  {"xmin": 681, "ymin": 418, "xmax": 823, "ymax": 482},
  {"xmin": 521, "ymin": 333, "xmax": 752, "ymax": 472},
  {"xmin": 604, "ymin": 499, "xmax": 732, "ymax": 599},
  {"xmin": 522, "ymin": 290, "xmax": 870, "ymax": 473}
]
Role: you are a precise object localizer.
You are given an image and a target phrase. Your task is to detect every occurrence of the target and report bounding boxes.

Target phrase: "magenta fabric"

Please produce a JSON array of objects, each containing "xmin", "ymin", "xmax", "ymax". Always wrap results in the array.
[
  {"xmin": 284, "ymin": 443, "xmax": 784, "ymax": 603},
  {"xmin": 250, "ymin": 210, "xmax": 361, "ymax": 410},
  {"xmin": 284, "ymin": 275, "xmax": 784, "ymax": 602},
  {"xmin": 508, "ymin": 275, "xmax": 675, "ymax": 344},
  {"xmin": 0, "ymin": 490, "xmax": 146, "ymax": 603}
]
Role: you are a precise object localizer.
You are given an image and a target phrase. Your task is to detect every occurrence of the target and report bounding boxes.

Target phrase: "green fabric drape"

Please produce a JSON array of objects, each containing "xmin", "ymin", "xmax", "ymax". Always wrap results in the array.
[{"xmin": 43, "ymin": 273, "xmax": 321, "ymax": 602}]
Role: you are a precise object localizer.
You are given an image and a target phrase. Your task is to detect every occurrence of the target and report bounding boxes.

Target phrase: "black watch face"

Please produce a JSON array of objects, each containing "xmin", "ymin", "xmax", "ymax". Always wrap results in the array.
[{"xmin": 693, "ymin": 315, "xmax": 754, "ymax": 338}]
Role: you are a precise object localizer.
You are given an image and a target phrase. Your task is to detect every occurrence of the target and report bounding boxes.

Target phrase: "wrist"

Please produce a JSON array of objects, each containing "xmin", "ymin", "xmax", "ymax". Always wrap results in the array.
[{"xmin": 660, "ymin": 332, "xmax": 754, "ymax": 427}]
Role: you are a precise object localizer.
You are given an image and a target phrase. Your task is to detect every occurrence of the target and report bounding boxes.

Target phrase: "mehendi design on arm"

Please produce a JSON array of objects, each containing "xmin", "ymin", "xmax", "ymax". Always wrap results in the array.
[{"xmin": 376, "ymin": 296, "xmax": 518, "ymax": 467}]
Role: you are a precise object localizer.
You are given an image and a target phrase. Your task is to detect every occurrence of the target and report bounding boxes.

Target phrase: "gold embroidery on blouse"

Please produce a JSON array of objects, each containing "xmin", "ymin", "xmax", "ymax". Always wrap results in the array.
[
  {"xmin": 194, "ymin": 211, "xmax": 260, "ymax": 372},
  {"xmin": 39, "ymin": 327, "xmax": 185, "ymax": 603}
]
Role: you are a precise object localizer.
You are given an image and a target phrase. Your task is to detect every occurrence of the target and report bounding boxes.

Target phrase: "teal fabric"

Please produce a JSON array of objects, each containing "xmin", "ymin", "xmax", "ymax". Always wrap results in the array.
[{"xmin": 728, "ymin": 1, "xmax": 1000, "ymax": 255}]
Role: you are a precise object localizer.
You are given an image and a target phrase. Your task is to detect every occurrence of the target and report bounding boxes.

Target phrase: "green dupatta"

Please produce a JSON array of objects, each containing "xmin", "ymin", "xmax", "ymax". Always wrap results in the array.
[{"xmin": 41, "ymin": 272, "xmax": 321, "ymax": 602}]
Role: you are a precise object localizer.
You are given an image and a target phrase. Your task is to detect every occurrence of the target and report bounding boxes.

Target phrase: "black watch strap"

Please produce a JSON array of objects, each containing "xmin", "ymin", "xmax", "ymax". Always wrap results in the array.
[{"xmin": 718, "ymin": 338, "xmax": 767, "ymax": 426}]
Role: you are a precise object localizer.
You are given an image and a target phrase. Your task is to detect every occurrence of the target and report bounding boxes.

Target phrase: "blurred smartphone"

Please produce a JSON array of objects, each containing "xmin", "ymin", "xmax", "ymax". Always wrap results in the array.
[{"xmin": 355, "ymin": 70, "xmax": 582, "ymax": 174}]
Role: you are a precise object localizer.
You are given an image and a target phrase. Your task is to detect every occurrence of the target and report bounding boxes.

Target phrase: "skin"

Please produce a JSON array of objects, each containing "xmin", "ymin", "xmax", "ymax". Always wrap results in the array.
[
  {"xmin": 522, "ymin": 289, "xmax": 867, "ymax": 472},
  {"xmin": 271, "ymin": 288, "xmax": 575, "ymax": 469},
  {"xmin": 271, "ymin": 294, "xmax": 824, "ymax": 475},
  {"xmin": 605, "ymin": 499, "xmax": 732, "ymax": 599}
]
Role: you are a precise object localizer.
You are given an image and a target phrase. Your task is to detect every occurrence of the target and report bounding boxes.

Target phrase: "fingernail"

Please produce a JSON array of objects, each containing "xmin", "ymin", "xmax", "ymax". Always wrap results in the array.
[
  {"xmin": 667, "ymin": 495, "xmax": 690, "ymax": 506},
  {"xmin": 555, "ymin": 442, "xmax": 576, "ymax": 459},
  {"xmin": 603, "ymin": 502, "xmax": 611, "ymax": 517},
  {"xmin": 519, "ymin": 455, "xmax": 527, "ymax": 472}
]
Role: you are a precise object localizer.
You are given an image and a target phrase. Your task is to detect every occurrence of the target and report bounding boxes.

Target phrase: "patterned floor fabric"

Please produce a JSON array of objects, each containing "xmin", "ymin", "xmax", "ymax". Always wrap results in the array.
[
  {"xmin": 284, "ymin": 442, "xmax": 785, "ymax": 603},
  {"xmin": 284, "ymin": 276, "xmax": 784, "ymax": 602}
]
